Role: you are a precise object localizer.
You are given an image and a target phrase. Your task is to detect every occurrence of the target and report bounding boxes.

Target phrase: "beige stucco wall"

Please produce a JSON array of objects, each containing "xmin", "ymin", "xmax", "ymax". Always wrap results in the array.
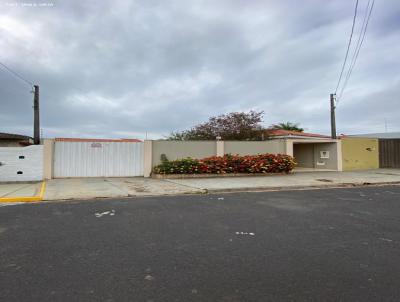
[
  {"xmin": 43, "ymin": 139, "xmax": 55, "ymax": 179},
  {"xmin": 224, "ymin": 140, "xmax": 286, "ymax": 156},
  {"xmin": 143, "ymin": 140, "xmax": 153, "ymax": 177},
  {"xmin": 341, "ymin": 137, "xmax": 379, "ymax": 170},
  {"xmin": 313, "ymin": 142, "xmax": 338, "ymax": 170},
  {"xmin": 152, "ymin": 141, "xmax": 217, "ymax": 167}
]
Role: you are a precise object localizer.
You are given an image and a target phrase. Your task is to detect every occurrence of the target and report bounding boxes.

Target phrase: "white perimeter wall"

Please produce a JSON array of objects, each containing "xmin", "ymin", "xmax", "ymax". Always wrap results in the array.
[{"xmin": 0, "ymin": 145, "xmax": 43, "ymax": 182}]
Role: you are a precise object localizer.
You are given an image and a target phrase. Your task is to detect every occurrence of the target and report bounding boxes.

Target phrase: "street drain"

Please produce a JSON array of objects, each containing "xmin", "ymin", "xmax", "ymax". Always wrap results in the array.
[{"xmin": 316, "ymin": 179, "xmax": 333, "ymax": 183}]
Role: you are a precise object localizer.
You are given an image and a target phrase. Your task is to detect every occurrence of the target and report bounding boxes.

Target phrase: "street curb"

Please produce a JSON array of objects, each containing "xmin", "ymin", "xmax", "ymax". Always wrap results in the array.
[
  {"xmin": 0, "ymin": 181, "xmax": 46, "ymax": 203},
  {"xmin": 202, "ymin": 181, "xmax": 400, "ymax": 194},
  {"xmin": 12, "ymin": 181, "xmax": 400, "ymax": 203},
  {"xmin": 42, "ymin": 189, "xmax": 208, "ymax": 202}
]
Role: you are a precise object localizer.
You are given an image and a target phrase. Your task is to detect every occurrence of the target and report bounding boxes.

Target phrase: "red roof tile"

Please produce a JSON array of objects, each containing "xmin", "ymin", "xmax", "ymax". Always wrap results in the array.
[
  {"xmin": 266, "ymin": 129, "xmax": 331, "ymax": 139},
  {"xmin": 55, "ymin": 138, "xmax": 142, "ymax": 143}
]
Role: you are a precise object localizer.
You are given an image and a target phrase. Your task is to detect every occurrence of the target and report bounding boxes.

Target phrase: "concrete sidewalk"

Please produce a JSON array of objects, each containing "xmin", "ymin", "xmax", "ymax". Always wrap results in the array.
[
  {"xmin": 0, "ymin": 182, "xmax": 42, "ymax": 198},
  {"xmin": 1, "ymin": 169, "xmax": 400, "ymax": 202},
  {"xmin": 0, "ymin": 182, "xmax": 44, "ymax": 205},
  {"xmin": 165, "ymin": 169, "xmax": 400, "ymax": 192},
  {"xmin": 43, "ymin": 178, "xmax": 205, "ymax": 200}
]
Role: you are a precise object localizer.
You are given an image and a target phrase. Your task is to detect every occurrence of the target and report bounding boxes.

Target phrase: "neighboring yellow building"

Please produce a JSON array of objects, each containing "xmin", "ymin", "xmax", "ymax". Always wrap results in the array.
[{"xmin": 341, "ymin": 137, "xmax": 379, "ymax": 170}]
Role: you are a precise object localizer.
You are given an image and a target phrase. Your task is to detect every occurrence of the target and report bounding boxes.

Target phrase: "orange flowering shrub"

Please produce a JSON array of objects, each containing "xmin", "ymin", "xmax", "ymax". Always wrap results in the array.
[{"xmin": 153, "ymin": 153, "xmax": 296, "ymax": 174}]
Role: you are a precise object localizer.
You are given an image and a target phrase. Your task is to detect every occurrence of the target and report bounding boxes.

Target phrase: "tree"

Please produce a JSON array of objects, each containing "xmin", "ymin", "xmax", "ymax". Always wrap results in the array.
[
  {"xmin": 270, "ymin": 122, "xmax": 304, "ymax": 132},
  {"xmin": 167, "ymin": 111, "xmax": 265, "ymax": 140}
]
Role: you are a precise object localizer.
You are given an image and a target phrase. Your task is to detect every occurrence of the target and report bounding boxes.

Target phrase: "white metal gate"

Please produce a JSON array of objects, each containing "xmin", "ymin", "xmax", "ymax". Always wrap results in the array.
[{"xmin": 54, "ymin": 141, "xmax": 144, "ymax": 178}]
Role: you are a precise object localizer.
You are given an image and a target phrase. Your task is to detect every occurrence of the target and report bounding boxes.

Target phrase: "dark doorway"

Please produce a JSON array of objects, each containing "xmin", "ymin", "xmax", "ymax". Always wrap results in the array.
[
  {"xmin": 293, "ymin": 143, "xmax": 315, "ymax": 168},
  {"xmin": 379, "ymin": 139, "xmax": 400, "ymax": 168}
]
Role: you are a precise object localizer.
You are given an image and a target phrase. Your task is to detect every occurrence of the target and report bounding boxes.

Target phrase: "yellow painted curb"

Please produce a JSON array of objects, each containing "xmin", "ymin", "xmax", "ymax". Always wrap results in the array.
[{"xmin": 0, "ymin": 181, "xmax": 46, "ymax": 203}]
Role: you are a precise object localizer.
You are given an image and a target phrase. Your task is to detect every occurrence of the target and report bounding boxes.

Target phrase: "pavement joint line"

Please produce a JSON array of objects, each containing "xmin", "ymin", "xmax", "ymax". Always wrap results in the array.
[
  {"xmin": 0, "ymin": 181, "xmax": 46, "ymax": 203},
  {"xmin": 162, "ymin": 178, "xmax": 207, "ymax": 192},
  {"xmin": 0, "ymin": 183, "xmax": 34, "ymax": 198},
  {"xmin": 103, "ymin": 179, "xmax": 130, "ymax": 197}
]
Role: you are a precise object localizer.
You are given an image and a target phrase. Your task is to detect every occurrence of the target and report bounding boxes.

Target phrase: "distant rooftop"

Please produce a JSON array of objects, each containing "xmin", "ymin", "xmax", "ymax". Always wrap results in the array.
[
  {"xmin": 0, "ymin": 132, "xmax": 32, "ymax": 140},
  {"xmin": 349, "ymin": 132, "xmax": 400, "ymax": 139}
]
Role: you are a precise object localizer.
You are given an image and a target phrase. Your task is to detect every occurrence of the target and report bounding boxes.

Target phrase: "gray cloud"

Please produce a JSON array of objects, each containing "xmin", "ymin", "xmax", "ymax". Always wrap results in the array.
[{"xmin": 1, "ymin": 0, "xmax": 399, "ymax": 139}]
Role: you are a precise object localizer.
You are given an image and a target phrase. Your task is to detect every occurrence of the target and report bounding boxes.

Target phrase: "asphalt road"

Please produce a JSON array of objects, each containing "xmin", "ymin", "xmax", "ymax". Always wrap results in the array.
[{"xmin": 1, "ymin": 186, "xmax": 400, "ymax": 302}]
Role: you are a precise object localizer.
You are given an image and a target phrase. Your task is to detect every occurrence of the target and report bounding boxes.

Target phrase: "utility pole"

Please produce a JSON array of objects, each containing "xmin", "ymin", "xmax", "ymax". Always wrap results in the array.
[
  {"xmin": 33, "ymin": 85, "xmax": 40, "ymax": 144},
  {"xmin": 330, "ymin": 93, "xmax": 337, "ymax": 139}
]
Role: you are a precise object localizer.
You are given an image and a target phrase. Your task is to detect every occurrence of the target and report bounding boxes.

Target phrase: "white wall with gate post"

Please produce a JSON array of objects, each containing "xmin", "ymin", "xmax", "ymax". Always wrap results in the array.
[{"xmin": 0, "ymin": 145, "xmax": 43, "ymax": 182}]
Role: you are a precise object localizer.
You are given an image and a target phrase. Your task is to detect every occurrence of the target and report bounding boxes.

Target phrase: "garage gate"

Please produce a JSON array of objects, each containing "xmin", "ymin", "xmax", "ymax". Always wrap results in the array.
[
  {"xmin": 379, "ymin": 139, "xmax": 400, "ymax": 168},
  {"xmin": 54, "ymin": 140, "xmax": 144, "ymax": 178}
]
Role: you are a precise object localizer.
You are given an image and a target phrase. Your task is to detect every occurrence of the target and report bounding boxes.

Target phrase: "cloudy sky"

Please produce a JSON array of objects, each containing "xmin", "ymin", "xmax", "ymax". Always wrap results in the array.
[{"xmin": 1, "ymin": 0, "xmax": 399, "ymax": 139}]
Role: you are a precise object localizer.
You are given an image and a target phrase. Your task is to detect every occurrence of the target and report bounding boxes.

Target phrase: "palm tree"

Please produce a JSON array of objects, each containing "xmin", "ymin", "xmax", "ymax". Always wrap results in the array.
[{"xmin": 270, "ymin": 122, "xmax": 304, "ymax": 132}]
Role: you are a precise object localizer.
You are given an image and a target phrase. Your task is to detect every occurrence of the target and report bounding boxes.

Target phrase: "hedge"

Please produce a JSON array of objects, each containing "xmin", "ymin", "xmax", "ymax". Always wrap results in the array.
[{"xmin": 153, "ymin": 153, "xmax": 296, "ymax": 175}]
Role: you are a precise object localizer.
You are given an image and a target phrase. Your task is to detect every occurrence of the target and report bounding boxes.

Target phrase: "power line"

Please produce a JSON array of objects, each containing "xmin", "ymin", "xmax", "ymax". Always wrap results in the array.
[
  {"xmin": 346, "ymin": 0, "xmax": 372, "ymax": 77},
  {"xmin": 0, "ymin": 61, "xmax": 33, "ymax": 88},
  {"xmin": 334, "ymin": 0, "xmax": 359, "ymax": 94},
  {"xmin": 338, "ymin": 0, "xmax": 375, "ymax": 101}
]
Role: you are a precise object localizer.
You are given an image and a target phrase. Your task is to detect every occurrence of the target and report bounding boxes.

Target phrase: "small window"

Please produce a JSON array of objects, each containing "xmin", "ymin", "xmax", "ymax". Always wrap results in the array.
[
  {"xmin": 17, "ymin": 171, "xmax": 23, "ymax": 174},
  {"xmin": 19, "ymin": 155, "xmax": 25, "ymax": 159}
]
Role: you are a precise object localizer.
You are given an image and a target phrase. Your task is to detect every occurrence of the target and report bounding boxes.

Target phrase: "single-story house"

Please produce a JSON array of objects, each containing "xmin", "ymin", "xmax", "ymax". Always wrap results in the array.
[{"xmin": 0, "ymin": 132, "xmax": 33, "ymax": 147}]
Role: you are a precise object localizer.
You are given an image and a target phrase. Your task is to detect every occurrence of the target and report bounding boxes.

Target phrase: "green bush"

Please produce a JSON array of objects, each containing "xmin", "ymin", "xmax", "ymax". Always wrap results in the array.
[{"xmin": 153, "ymin": 157, "xmax": 203, "ymax": 174}]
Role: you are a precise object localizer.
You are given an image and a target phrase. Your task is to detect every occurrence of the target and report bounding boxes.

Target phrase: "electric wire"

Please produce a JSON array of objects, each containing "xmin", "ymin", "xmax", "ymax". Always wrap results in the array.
[
  {"xmin": 334, "ymin": 0, "xmax": 359, "ymax": 95},
  {"xmin": 0, "ymin": 61, "xmax": 33, "ymax": 88},
  {"xmin": 338, "ymin": 0, "xmax": 375, "ymax": 101}
]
